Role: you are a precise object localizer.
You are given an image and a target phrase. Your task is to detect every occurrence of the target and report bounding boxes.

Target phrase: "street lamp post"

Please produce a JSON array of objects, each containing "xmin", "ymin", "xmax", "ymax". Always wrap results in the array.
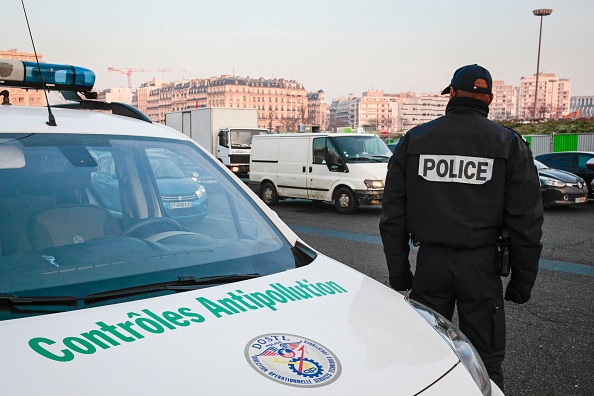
[{"xmin": 532, "ymin": 8, "xmax": 553, "ymax": 120}]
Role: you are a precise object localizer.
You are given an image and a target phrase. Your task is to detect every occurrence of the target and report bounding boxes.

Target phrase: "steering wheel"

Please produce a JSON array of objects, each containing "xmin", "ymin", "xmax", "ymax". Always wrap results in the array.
[{"xmin": 121, "ymin": 217, "xmax": 183, "ymax": 238}]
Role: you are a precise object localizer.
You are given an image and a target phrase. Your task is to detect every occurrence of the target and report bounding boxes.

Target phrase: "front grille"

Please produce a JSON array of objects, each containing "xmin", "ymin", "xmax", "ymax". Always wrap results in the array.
[
  {"xmin": 161, "ymin": 194, "xmax": 196, "ymax": 202},
  {"xmin": 230, "ymin": 155, "xmax": 250, "ymax": 164}
]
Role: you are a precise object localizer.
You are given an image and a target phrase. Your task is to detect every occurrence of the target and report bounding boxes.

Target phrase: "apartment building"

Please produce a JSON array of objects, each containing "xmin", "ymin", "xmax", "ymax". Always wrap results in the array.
[
  {"xmin": 307, "ymin": 90, "xmax": 327, "ymax": 130},
  {"xmin": 133, "ymin": 78, "xmax": 165, "ymax": 115},
  {"xmin": 570, "ymin": 96, "xmax": 594, "ymax": 118},
  {"xmin": 490, "ymin": 80, "xmax": 518, "ymax": 120},
  {"xmin": 0, "ymin": 49, "xmax": 46, "ymax": 107},
  {"xmin": 398, "ymin": 93, "xmax": 449, "ymax": 132},
  {"xmin": 328, "ymin": 96, "xmax": 353, "ymax": 132},
  {"xmin": 97, "ymin": 87, "xmax": 133, "ymax": 105},
  {"xmin": 351, "ymin": 91, "xmax": 399, "ymax": 132},
  {"xmin": 519, "ymin": 73, "xmax": 571, "ymax": 119},
  {"xmin": 327, "ymin": 91, "xmax": 448, "ymax": 133},
  {"xmin": 133, "ymin": 75, "xmax": 313, "ymax": 131}
]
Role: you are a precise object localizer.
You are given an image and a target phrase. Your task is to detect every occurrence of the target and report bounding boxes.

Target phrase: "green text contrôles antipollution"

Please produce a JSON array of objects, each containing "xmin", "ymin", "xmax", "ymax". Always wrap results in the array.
[{"xmin": 28, "ymin": 279, "xmax": 347, "ymax": 362}]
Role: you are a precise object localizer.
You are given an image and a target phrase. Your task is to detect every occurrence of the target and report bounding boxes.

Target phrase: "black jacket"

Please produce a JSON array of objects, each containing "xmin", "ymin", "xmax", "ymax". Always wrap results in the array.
[{"xmin": 380, "ymin": 97, "xmax": 543, "ymax": 298}]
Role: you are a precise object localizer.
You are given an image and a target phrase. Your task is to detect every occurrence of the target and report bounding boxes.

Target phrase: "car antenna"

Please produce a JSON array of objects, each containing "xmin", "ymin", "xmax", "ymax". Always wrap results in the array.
[{"xmin": 21, "ymin": 0, "xmax": 56, "ymax": 126}]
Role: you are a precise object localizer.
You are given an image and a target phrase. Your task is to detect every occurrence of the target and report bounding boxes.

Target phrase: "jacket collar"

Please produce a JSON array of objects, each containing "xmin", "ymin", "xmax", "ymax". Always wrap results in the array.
[{"xmin": 445, "ymin": 97, "xmax": 490, "ymax": 117}]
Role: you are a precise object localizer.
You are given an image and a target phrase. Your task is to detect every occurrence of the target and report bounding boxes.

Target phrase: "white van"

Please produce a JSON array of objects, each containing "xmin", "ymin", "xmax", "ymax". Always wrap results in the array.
[
  {"xmin": 249, "ymin": 133, "xmax": 392, "ymax": 213},
  {"xmin": 0, "ymin": 60, "xmax": 502, "ymax": 395}
]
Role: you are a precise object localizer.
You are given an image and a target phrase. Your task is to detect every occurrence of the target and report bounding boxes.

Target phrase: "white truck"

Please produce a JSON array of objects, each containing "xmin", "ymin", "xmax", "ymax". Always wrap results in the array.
[{"xmin": 165, "ymin": 108, "xmax": 269, "ymax": 179}]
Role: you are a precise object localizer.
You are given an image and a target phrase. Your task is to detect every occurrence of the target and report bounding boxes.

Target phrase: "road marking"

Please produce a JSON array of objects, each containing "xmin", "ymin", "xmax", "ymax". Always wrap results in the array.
[{"xmin": 288, "ymin": 224, "xmax": 594, "ymax": 277}]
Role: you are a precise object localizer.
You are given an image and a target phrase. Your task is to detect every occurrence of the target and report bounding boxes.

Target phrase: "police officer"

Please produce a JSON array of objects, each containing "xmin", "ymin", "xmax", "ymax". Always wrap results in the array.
[{"xmin": 379, "ymin": 64, "xmax": 543, "ymax": 392}]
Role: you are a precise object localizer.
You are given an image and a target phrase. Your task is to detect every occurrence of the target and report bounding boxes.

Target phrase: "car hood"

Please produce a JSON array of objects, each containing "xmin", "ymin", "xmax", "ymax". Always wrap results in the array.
[
  {"xmin": 539, "ymin": 168, "xmax": 583, "ymax": 183},
  {"xmin": 0, "ymin": 255, "xmax": 463, "ymax": 395},
  {"xmin": 156, "ymin": 177, "xmax": 200, "ymax": 195},
  {"xmin": 348, "ymin": 162, "xmax": 389, "ymax": 181}
]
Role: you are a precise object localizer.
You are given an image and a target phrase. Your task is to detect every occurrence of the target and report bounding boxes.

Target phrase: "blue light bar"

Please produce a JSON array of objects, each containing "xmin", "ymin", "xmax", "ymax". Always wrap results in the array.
[{"xmin": 0, "ymin": 59, "xmax": 95, "ymax": 92}]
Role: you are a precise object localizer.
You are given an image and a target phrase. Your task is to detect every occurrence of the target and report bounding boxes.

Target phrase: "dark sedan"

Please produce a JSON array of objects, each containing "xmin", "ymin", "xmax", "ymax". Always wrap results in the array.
[
  {"xmin": 535, "ymin": 159, "xmax": 588, "ymax": 207},
  {"xmin": 535, "ymin": 151, "xmax": 594, "ymax": 199}
]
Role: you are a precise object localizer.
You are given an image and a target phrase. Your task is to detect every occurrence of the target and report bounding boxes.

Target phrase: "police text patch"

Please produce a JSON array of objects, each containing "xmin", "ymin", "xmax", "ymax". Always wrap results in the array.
[{"xmin": 419, "ymin": 155, "xmax": 493, "ymax": 184}]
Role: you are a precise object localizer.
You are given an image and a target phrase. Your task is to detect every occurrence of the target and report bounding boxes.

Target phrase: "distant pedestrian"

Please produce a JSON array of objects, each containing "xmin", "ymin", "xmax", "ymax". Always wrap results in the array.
[{"xmin": 379, "ymin": 64, "xmax": 544, "ymax": 392}]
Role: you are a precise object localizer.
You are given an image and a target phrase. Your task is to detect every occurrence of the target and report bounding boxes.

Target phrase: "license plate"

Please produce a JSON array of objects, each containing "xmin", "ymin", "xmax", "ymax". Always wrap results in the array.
[
  {"xmin": 168, "ymin": 201, "xmax": 193, "ymax": 209},
  {"xmin": 575, "ymin": 197, "xmax": 586, "ymax": 203}
]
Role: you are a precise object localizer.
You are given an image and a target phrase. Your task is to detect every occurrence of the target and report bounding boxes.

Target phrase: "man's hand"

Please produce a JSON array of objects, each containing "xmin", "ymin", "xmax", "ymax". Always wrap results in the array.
[
  {"xmin": 505, "ymin": 280, "xmax": 531, "ymax": 304},
  {"xmin": 389, "ymin": 269, "xmax": 413, "ymax": 292}
]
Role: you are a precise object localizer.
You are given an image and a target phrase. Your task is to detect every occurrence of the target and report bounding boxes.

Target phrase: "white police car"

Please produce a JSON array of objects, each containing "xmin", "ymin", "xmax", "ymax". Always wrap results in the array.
[{"xmin": 0, "ymin": 60, "xmax": 503, "ymax": 395}]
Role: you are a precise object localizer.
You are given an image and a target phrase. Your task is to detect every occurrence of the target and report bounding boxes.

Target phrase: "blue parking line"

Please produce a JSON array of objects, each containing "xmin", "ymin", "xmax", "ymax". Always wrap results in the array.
[
  {"xmin": 287, "ymin": 224, "xmax": 593, "ymax": 277},
  {"xmin": 538, "ymin": 259, "xmax": 594, "ymax": 277}
]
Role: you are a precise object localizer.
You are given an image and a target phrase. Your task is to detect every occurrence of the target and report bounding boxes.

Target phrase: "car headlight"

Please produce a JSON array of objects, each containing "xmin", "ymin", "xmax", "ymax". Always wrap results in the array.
[
  {"xmin": 408, "ymin": 299, "xmax": 492, "ymax": 396},
  {"xmin": 364, "ymin": 179, "xmax": 384, "ymax": 189},
  {"xmin": 540, "ymin": 176, "xmax": 565, "ymax": 187},
  {"xmin": 195, "ymin": 185, "xmax": 207, "ymax": 199}
]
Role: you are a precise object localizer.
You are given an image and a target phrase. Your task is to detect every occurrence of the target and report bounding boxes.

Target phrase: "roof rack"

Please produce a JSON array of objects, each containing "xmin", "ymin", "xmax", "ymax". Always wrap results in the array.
[{"xmin": 52, "ymin": 99, "xmax": 152, "ymax": 123}]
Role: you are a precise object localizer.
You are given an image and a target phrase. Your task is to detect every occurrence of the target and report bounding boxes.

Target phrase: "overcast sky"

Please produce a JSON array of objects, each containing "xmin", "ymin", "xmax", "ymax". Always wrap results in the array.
[{"xmin": 4, "ymin": 0, "xmax": 593, "ymax": 101}]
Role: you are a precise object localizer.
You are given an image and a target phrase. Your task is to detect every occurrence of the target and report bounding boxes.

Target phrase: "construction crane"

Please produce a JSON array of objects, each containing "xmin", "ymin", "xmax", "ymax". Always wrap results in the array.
[{"xmin": 107, "ymin": 67, "xmax": 186, "ymax": 89}]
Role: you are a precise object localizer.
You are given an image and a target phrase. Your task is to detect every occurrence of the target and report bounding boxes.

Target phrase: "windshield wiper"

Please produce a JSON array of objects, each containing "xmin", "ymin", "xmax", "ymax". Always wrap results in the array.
[
  {"xmin": 84, "ymin": 274, "xmax": 261, "ymax": 303},
  {"xmin": 0, "ymin": 274, "xmax": 261, "ymax": 307},
  {"xmin": 0, "ymin": 293, "xmax": 79, "ymax": 307}
]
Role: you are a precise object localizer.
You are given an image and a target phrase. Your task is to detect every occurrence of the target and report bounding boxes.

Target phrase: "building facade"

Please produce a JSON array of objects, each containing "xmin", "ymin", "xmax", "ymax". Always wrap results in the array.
[
  {"xmin": 97, "ymin": 87, "xmax": 133, "ymax": 105},
  {"xmin": 519, "ymin": 73, "xmax": 571, "ymax": 119},
  {"xmin": 351, "ymin": 91, "xmax": 399, "ymax": 132},
  {"xmin": 0, "ymin": 49, "xmax": 46, "ymax": 107},
  {"xmin": 307, "ymin": 90, "xmax": 327, "ymax": 130},
  {"xmin": 490, "ymin": 80, "xmax": 518, "ymax": 120},
  {"xmin": 570, "ymin": 96, "xmax": 594, "ymax": 118},
  {"xmin": 132, "ymin": 75, "xmax": 317, "ymax": 131}
]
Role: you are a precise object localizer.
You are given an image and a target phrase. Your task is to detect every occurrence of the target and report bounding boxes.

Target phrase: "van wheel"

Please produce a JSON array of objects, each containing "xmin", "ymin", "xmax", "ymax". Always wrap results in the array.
[
  {"xmin": 260, "ymin": 182, "xmax": 279, "ymax": 206},
  {"xmin": 334, "ymin": 187, "xmax": 357, "ymax": 214}
]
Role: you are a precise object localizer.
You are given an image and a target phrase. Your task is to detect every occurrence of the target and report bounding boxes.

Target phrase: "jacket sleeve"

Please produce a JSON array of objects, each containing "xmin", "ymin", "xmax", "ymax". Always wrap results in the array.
[
  {"xmin": 379, "ymin": 135, "xmax": 412, "ymax": 290},
  {"xmin": 504, "ymin": 136, "xmax": 544, "ymax": 302}
]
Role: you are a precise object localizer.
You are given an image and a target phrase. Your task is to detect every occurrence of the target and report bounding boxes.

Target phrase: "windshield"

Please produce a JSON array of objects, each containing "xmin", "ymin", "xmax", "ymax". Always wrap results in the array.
[
  {"xmin": 230, "ymin": 129, "xmax": 264, "ymax": 148},
  {"xmin": 0, "ymin": 133, "xmax": 296, "ymax": 319},
  {"xmin": 331, "ymin": 135, "xmax": 392, "ymax": 163}
]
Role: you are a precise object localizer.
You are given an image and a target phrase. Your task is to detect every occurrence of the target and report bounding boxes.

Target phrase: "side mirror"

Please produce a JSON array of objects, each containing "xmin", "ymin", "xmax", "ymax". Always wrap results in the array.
[{"xmin": 586, "ymin": 158, "xmax": 594, "ymax": 171}]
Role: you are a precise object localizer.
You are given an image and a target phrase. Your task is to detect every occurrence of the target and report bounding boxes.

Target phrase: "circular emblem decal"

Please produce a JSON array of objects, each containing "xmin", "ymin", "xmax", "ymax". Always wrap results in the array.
[{"xmin": 245, "ymin": 333, "xmax": 341, "ymax": 388}]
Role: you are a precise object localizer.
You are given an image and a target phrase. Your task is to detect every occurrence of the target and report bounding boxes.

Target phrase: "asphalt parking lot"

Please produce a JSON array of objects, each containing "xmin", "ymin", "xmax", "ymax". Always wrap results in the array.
[{"xmin": 270, "ymin": 199, "xmax": 594, "ymax": 396}]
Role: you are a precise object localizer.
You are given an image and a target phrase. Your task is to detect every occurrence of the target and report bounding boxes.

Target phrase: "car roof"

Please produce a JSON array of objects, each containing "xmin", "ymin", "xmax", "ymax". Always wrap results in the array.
[
  {"xmin": 254, "ymin": 133, "xmax": 379, "ymax": 138},
  {"xmin": 537, "ymin": 151, "xmax": 594, "ymax": 156},
  {"xmin": 0, "ymin": 105, "xmax": 189, "ymax": 140}
]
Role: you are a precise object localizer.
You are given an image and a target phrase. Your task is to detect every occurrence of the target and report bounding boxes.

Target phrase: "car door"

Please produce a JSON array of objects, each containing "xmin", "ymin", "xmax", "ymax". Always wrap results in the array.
[{"xmin": 308, "ymin": 137, "xmax": 347, "ymax": 201}]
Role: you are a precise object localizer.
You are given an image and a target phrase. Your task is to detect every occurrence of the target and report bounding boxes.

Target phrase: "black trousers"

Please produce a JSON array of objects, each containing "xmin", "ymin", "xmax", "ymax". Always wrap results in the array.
[{"xmin": 410, "ymin": 244, "xmax": 506, "ymax": 391}]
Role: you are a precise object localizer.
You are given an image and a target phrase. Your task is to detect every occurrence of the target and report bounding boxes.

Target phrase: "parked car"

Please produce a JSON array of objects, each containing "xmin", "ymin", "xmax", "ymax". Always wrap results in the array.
[
  {"xmin": 535, "ymin": 151, "xmax": 594, "ymax": 199},
  {"xmin": 534, "ymin": 159, "xmax": 588, "ymax": 207},
  {"xmin": 387, "ymin": 143, "xmax": 398, "ymax": 153},
  {"xmin": 0, "ymin": 60, "xmax": 502, "ymax": 395},
  {"xmin": 93, "ymin": 152, "xmax": 208, "ymax": 224}
]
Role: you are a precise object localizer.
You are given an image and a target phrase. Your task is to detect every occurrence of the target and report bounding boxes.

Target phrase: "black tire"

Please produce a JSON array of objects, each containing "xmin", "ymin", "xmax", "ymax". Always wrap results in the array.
[
  {"xmin": 260, "ymin": 182, "xmax": 279, "ymax": 206},
  {"xmin": 334, "ymin": 187, "xmax": 357, "ymax": 214}
]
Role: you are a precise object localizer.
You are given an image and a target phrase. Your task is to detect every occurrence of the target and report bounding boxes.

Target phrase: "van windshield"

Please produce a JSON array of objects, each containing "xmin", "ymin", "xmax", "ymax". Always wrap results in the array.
[
  {"xmin": 0, "ymin": 133, "xmax": 296, "ymax": 319},
  {"xmin": 331, "ymin": 135, "xmax": 392, "ymax": 163}
]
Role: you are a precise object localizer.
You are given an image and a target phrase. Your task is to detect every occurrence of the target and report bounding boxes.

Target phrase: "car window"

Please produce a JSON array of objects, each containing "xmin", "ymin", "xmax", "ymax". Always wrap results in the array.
[
  {"xmin": 577, "ymin": 154, "xmax": 594, "ymax": 169},
  {"xmin": 0, "ymin": 133, "xmax": 296, "ymax": 320},
  {"xmin": 546, "ymin": 154, "xmax": 574, "ymax": 168}
]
